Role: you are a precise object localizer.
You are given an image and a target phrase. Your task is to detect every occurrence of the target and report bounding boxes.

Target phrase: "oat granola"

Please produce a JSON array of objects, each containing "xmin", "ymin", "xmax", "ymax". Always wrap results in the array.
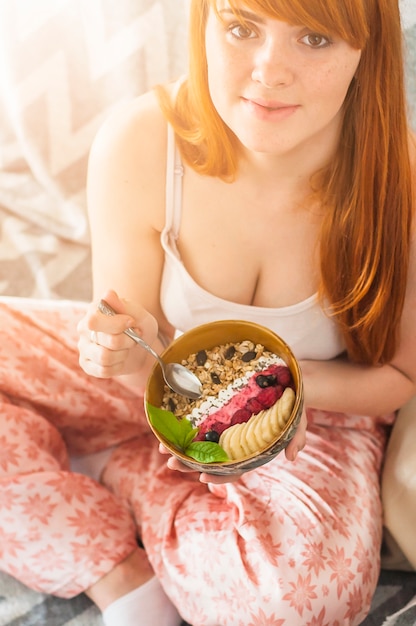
[{"xmin": 161, "ymin": 340, "xmax": 285, "ymax": 425}]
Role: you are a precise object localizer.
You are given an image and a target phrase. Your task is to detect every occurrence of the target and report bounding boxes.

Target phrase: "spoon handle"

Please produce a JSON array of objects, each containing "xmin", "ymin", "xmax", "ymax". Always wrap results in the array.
[{"xmin": 97, "ymin": 300, "xmax": 161, "ymax": 364}]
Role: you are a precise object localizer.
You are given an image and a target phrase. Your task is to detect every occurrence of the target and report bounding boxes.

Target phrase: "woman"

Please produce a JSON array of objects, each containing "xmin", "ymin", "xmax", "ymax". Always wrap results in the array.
[{"xmin": 0, "ymin": 0, "xmax": 414, "ymax": 625}]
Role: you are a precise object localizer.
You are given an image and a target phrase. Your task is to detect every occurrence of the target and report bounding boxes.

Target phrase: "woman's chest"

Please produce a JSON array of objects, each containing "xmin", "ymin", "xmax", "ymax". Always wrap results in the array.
[{"xmin": 177, "ymin": 179, "xmax": 322, "ymax": 308}]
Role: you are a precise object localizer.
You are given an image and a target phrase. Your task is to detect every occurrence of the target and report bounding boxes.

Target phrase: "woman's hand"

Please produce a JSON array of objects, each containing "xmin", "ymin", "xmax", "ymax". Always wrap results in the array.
[
  {"xmin": 284, "ymin": 408, "xmax": 307, "ymax": 461},
  {"xmin": 77, "ymin": 289, "xmax": 158, "ymax": 383},
  {"xmin": 159, "ymin": 444, "xmax": 243, "ymax": 484}
]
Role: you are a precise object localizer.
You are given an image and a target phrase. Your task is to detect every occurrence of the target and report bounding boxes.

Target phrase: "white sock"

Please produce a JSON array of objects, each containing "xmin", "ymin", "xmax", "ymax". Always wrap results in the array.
[{"xmin": 102, "ymin": 576, "xmax": 182, "ymax": 626}]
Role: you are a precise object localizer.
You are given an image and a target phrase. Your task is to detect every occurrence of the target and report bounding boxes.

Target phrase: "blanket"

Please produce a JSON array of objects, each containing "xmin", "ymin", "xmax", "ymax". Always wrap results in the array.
[{"xmin": 0, "ymin": 569, "xmax": 415, "ymax": 625}]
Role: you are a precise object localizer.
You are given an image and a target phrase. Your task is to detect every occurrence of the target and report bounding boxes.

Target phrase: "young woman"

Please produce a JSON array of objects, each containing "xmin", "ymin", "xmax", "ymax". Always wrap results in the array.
[{"xmin": 0, "ymin": 0, "xmax": 414, "ymax": 625}]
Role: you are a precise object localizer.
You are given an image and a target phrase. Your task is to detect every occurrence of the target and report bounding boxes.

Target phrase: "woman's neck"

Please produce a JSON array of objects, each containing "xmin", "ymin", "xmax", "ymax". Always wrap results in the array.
[{"xmin": 237, "ymin": 113, "xmax": 342, "ymax": 192}]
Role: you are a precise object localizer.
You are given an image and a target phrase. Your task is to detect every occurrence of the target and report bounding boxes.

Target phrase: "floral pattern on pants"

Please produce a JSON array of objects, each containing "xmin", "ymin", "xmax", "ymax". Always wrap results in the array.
[{"xmin": 0, "ymin": 299, "xmax": 393, "ymax": 625}]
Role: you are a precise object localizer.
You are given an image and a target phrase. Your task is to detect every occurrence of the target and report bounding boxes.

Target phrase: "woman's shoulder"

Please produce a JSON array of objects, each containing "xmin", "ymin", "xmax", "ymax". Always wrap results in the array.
[
  {"xmin": 86, "ymin": 87, "xmax": 175, "ymax": 233},
  {"xmin": 89, "ymin": 88, "xmax": 168, "ymax": 170}
]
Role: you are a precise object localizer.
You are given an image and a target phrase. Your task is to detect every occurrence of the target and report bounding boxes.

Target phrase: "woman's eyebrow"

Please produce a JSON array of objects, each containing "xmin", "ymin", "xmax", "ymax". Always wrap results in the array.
[{"xmin": 218, "ymin": 8, "xmax": 267, "ymax": 24}]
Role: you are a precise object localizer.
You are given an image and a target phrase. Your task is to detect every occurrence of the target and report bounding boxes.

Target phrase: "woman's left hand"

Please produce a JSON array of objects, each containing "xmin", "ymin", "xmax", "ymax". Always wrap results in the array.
[
  {"xmin": 284, "ymin": 408, "xmax": 307, "ymax": 461},
  {"xmin": 159, "ymin": 444, "xmax": 243, "ymax": 484}
]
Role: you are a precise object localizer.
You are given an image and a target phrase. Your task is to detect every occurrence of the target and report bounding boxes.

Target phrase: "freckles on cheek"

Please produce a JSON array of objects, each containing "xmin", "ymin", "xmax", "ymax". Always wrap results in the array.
[
  {"xmin": 334, "ymin": 56, "xmax": 361, "ymax": 85},
  {"xmin": 316, "ymin": 65, "xmax": 353, "ymax": 99}
]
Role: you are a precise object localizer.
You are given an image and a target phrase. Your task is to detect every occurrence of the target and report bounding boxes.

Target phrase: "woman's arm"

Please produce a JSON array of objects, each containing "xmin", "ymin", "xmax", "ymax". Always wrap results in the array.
[
  {"xmin": 300, "ymin": 356, "xmax": 415, "ymax": 416},
  {"xmin": 78, "ymin": 91, "xmax": 174, "ymax": 389}
]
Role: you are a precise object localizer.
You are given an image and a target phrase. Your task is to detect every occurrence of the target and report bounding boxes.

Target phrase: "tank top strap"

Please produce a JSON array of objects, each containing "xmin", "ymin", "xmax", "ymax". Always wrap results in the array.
[{"xmin": 165, "ymin": 123, "xmax": 184, "ymax": 240}]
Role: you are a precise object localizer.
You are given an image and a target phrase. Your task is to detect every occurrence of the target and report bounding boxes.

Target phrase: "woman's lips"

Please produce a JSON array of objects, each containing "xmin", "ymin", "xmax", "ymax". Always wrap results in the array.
[{"xmin": 242, "ymin": 97, "xmax": 300, "ymax": 121}]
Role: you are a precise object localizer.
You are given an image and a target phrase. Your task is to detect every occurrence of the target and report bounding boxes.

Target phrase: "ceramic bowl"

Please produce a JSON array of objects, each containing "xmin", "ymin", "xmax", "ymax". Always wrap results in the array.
[{"xmin": 145, "ymin": 320, "xmax": 304, "ymax": 475}]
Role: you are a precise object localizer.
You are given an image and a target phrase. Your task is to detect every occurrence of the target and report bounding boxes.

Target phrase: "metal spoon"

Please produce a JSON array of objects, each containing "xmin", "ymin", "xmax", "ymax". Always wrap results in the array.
[{"xmin": 97, "ymin": 299, "xmax": 202, "ymax": 400}]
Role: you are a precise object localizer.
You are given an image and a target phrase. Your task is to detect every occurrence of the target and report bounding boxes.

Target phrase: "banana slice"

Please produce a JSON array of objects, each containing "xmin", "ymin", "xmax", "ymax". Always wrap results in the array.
[
  {"xmin": 219, "ymin": 387, "xmax": 296, "ymax": 460},
  {"xmin": 260, "ymin": 404, "xmax": 277, "ymax": 441},
  {"xmin": 219, "ymin": 424, "xmax": 234, "ymax": 453},
  {"xmin": 253, "ymin": 411, "xmax": 268, "ymax": 448},
  {"xmin": 228, "ymin": 422, "xmax": 246, "ymax": 459},
  {"xmin": 240, "ymin": 414, "xmax": 262, "ymax": 455},
  {"xmin": 277, "ymin": 387, "xmax": 296, "ymax": 429}
]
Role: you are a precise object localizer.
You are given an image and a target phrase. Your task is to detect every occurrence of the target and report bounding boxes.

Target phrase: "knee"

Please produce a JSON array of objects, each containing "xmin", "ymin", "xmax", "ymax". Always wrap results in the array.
[
  {"xmin": 0, "ymin": 405, "xmax": 69, "ymax": 475},
  {"xmin": 381, "ymin": 396, "xmax": 416, "ymax": 569},
  {"xmin": 382, "ymin": 396, "xmax": 416, "ymax": 496}
]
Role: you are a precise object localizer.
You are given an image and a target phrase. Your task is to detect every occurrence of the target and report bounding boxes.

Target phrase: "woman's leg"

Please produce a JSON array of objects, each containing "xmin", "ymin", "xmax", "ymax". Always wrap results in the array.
[
  {"xmin": 382, "ymin": 396, "xmax": 416, "ymax": 569},
  {"xmin": 103, "ymin": 413, "xmax": 388, "ymax": 626},
  {"xmin": 0, "ymin": 399, "xmax": 139, "ymax": 597},
  {"xmin": 0, "ymin": 299, "xmax": 142, "ymax": 597}
]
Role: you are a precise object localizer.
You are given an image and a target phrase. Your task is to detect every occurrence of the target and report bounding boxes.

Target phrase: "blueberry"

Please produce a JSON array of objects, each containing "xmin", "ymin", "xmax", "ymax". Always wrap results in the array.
[
  {"xmin": 204, "ymin": 430, "xmax": 220, "ymax": 443},
  {"xmin": 256, "ymin": 375, "xmax": 269, "ymax": 388},
  {"xmin": 255, "ymin": 374, "xmax": 277, "ymax": 388}
]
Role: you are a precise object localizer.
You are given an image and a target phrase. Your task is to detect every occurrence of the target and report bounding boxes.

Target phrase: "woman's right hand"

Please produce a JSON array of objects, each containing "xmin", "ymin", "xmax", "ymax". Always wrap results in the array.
[{"xmin": 77, "ymin": 289, "xmax": 159, "ymax": 383}]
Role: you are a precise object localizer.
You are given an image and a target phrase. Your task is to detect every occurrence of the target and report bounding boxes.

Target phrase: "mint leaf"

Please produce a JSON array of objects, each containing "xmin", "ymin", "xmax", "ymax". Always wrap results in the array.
[
  {"xmin": 185, "ymin": 441, "xmax": 229, "ymax": 463},
  {"xmin": 182, "ymin": 428, "xmax": 199, "ymax": 449},
  {"xmin": 146, "ymin": 403, "xmax": 198, "ymax": 449},
  {"xmin": 147, "ymin": 403, "xmax": 229, "ymax": 464}
]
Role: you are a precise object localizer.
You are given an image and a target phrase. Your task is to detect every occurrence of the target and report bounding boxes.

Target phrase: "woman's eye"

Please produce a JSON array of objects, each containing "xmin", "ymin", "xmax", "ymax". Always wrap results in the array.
[
  {"xmin": 300, "ymin": 33, "xmax": 331, "ymax": 48},
  {"xmin": 229, "ymin": 23, "xmax": 256, "ymax": 40}
]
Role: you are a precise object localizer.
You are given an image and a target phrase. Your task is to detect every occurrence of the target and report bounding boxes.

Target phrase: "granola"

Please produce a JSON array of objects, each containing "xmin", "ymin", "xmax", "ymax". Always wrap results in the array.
[{"xmin": 161, "ymin": 340, "xmax": 285, "ymax": 426}]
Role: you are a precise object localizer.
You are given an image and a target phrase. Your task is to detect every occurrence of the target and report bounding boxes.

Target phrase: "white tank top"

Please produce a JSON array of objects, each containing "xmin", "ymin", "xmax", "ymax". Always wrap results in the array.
[{"xmin": 160, "ymin": 126, "xmax": 345, "ymax": 361}]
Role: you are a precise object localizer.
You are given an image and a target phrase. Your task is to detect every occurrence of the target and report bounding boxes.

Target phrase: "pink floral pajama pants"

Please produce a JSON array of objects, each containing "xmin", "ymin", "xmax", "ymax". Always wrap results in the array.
[{"xmin": 0, "ymin": 298, "xmax": 393, "ymax": 626}]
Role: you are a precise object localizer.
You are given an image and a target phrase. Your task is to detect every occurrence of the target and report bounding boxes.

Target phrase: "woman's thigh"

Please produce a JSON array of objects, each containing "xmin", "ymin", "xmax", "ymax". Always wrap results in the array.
[{"xmin": 0, "ymin": 299, "xmax": 141, "ymax": 596}]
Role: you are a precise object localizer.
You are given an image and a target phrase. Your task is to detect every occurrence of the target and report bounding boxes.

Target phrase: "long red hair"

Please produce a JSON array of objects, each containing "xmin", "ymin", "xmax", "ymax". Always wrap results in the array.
[{"xmin": 156, "ymin": 0, "xmax": 414, "ymax": 365}]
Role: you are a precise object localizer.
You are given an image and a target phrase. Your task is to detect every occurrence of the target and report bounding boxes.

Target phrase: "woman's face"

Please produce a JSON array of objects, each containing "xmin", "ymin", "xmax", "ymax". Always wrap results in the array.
[{"xmin": 205, "ymin": 1, "xmax": 362, "ymax": 158}]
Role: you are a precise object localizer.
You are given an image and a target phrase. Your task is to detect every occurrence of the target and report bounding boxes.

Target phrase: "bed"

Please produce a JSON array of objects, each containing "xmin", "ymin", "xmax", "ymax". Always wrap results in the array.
[{"xmin": 0, "ymin": 1, "xmax": 415, "ymax": 624}]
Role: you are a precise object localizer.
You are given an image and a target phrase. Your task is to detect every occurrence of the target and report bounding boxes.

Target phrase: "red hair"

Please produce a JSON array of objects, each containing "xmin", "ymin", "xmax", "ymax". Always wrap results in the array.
[{"xmin": 156, "ymin": 0, "xmax": 414, "ymax": 365}]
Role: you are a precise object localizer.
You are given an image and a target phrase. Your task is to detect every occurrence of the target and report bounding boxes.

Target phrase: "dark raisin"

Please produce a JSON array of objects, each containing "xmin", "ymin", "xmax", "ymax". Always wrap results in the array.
[
  {"xmin": 167, "ymin": 398, "xmax": 176, "ymax": 412},
  {"xmin": 224, "ymin": 345, "xmax": 236, "ymax": 360},
  {"xmin": 204, "ymin": 430, "xmax": 220, "ymax": 443},
  {"xmin": 196, "ymin": 350, "xmax": 207, "ymax": 366},
  {"xmin": 210, "ymin": 372, "xmax": 221, "ymax": 385},
  {"xmin": 242, "ymin": 350, "xmax": 257, "ymax": 362}
]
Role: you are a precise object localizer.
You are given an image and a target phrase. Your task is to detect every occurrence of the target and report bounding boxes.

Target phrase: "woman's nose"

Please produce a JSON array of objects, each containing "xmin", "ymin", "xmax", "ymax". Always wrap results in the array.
[{"xmin": 251, "ymin": 39, "xmax": 294, "ymax": 88}]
